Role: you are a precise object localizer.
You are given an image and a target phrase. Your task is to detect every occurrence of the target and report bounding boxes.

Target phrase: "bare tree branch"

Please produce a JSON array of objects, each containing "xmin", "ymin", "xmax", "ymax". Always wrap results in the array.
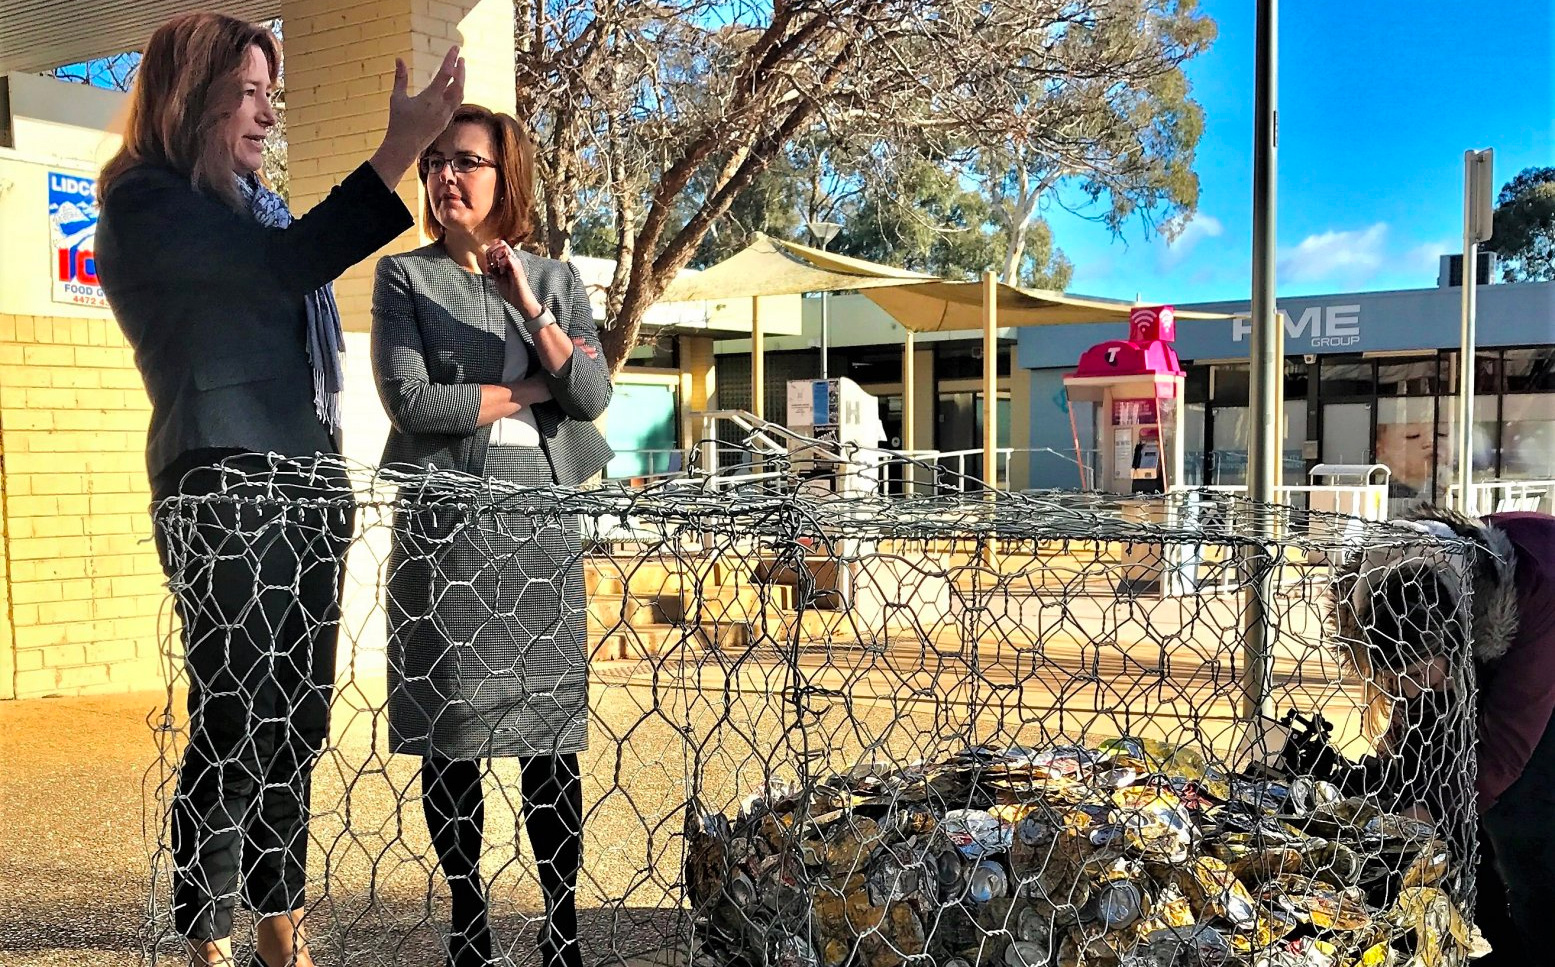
[{"xmin": 517, "ymin": 0, "xmax": 1214, "ymax": 372}]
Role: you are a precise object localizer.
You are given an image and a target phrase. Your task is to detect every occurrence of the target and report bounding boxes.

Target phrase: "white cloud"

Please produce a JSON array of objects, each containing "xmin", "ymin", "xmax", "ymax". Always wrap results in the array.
[
  {"xmin": 1279, "ymin": 223, "xmax": 1389, "ymax": 284},
  {"xmin": 1406, "ymin": 240, "xmax": 1454, "ymax": 278},
  {"xmin": 1160, "ymin": 214, "xmax": 1224, "ymax": 268}
]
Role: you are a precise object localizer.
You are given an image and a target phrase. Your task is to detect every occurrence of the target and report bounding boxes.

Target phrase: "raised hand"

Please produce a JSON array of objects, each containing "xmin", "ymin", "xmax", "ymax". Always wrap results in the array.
[
  {"xmin": 484, "ymin": 240, "xmax": 537, "ymax": 313},
  {"xmin": 369, "ymin": 46, "xmax": 465, "ymax": 187},
  {"xmin": 387, "ymin": 46, "xmax": 466, "ymax": 152}
]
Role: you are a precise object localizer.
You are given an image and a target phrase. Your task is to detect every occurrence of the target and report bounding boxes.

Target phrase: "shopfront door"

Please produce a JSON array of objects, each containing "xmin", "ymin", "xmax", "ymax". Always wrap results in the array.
[{"xmin": 1321, "ymin": 401, "xmax": 1373, "ymax": 465}]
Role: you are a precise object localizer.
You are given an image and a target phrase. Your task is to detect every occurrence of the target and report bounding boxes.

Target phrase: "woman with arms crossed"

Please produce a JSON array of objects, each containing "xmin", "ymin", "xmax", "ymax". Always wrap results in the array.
[{"xmin": 371, "ymin": 105, "xmax": 612, "ymax": 967}]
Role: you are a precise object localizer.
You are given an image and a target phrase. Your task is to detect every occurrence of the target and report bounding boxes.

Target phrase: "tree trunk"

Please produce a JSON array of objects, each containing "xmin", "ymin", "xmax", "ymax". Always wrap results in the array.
[
  {"xmin": 998, "ymin": 167, "xmax": 1054, "ymax": 287},
  {"xmin": 1001, "ymin": 229, "xmax": 1026, "ymax": 285}
]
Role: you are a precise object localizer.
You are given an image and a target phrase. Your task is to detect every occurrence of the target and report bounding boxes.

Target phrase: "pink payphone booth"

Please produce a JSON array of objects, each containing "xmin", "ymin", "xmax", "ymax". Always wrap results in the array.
[{"xmin": 1063, "ymin": 306, "xmax": 1186, "ymax": 495}]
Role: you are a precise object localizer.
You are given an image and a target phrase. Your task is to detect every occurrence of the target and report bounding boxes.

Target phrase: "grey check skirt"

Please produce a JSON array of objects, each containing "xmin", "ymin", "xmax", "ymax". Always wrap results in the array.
[{"xmin": 386, "ymin": 447, "xmax": 588, "ymax": 758}]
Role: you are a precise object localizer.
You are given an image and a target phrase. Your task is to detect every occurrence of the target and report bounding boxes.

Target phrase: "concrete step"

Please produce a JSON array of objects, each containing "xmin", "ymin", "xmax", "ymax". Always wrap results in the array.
[
  {"xmin": 586, "ymin": 592, "xmax": 655, "ymax": 628},
  {"xmin": 593, "ymin": 622, "xmax": 687, "ymax": 661},
  {"xmin": 657, "ymin": 584, "xmax": 799, "ymax": 624}
]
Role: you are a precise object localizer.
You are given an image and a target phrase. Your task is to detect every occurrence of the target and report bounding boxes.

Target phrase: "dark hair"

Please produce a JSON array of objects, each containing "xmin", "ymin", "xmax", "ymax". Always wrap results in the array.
[
  {"xmin": 1363, "ymin": 565, "xmax": 1466, "ymax": 675},
  {"xmin": 419, "ymin": 105, "xmax": 536, "ymax": 245},
  {"xmin": 99, "ymin": 12, "xmax": 279, "ymax": 208},
  {"xmin": 1337, "ymin": 562, "xmax": 1468, "ymax": 748}
]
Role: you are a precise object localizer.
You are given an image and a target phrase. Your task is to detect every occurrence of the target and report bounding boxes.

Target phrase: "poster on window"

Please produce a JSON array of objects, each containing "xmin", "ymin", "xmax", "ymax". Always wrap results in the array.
[
  {"xmin": 1112, "ymin": 398, "xmax": 1157, "ymax": 427},
  {"xmin": 49, "ymin": 171, "xmax": 106, "ymax": 309},
  {"xmin": 1114, "ymin": 427, "xmax": 1135, "ymax": 478}
]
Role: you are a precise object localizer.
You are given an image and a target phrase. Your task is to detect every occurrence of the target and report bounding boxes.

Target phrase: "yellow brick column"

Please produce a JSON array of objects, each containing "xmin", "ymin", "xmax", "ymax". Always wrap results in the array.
[
  {"xmin": 678, "ymin": 336, "xmax": 718, "ymax": 451},
  {"xmin": 0, "ymin": 445, "xmax": 12, "ymax": 699},
  {"xmin": 1009, "ymin": 345, "xmax": 1032, "ymax": 490},
  {"xmin": 279, "ymin": 0, "xmax": 517, "ymax": 333},
  {"xmin": 0, "ymin": 312, "xmax": 163, "ymax": 698}
]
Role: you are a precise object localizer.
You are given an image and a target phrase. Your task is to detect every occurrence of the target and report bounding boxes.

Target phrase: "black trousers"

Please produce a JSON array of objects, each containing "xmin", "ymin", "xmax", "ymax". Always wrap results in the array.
[
  {"xmin": 421, "ymin": 754, "xmax": 584, "ymax": 967},
  {"xmin": 1474, "ymin": 698, "xmax": 1555, "ymax": 966},
  {"xmin": 1477, "ymin": 782, "xmax": 1555, "ymax": 964},
  {"xmin": 153, "ymin": 456, "xmax": 354, "ymax": 941}
]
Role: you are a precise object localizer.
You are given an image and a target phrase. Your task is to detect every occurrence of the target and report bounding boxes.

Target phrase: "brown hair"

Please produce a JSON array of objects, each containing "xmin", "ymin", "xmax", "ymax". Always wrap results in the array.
[
  {"xmin": 98, "ymin": 13, "xmax": 279, "ymax": 209},
  {"xmin": 419, "ymin": 105, "xmax": 537, "ymax": 245}
]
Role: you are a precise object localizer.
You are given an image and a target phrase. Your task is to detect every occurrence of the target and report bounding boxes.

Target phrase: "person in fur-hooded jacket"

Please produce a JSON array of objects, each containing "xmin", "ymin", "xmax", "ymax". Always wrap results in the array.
[{"xmin": 1330, "ymin": 506, "xmax": 1555, "ymax": 965}]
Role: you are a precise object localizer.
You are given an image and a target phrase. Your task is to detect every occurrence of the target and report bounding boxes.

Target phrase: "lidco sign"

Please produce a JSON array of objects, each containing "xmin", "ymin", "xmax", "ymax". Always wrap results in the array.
[
  {"xmin": 48, "ymin": 170, "xmax": 107, "ymax": 309},
  {"xmin": 1232, "ymin": 304, "xmax": 1361, "ymax": 349}
]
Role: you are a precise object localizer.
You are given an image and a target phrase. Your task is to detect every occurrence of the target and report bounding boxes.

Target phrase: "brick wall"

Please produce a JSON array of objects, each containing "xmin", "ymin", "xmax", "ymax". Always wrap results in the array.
[
  {"xmin": 0, "ymin": 328, "xmax": 401, "ymax": 700},
  {"xmin": 280, "ymin": 0, "xmax": 516, "ymax": 332},
  {"xmin": 0, "ymin": 313, "xmax": 166, "ymax": 698}
]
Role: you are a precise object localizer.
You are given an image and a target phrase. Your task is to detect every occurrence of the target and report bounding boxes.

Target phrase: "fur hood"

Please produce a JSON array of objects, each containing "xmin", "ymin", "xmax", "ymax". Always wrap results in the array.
[{"xmin": 1331, "ymin": 505, "xmax": 1518, "ymax": 670}]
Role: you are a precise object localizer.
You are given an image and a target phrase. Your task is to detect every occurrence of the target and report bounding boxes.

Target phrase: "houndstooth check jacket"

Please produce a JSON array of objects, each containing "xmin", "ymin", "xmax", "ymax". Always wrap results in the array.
[{"xmin": 370, "ymin": 242, "xmax": 614, "ymax": 484}]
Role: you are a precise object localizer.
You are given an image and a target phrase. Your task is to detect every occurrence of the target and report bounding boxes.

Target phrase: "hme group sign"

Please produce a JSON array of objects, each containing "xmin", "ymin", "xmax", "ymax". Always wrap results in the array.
[{"xmin": 1231, "ymin": 304, "xmax": 1362, "ymax": 349}]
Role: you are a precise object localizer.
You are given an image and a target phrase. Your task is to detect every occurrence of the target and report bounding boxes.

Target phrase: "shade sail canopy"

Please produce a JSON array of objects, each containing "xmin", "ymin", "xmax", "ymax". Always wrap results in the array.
[
  {"xmin": 659, "ymin": 233, "xmax": 938, "ymax": 302},
  {"xmin": 866, "ymin": 281, "xmax": 1160, "ymax": 333},
  {"xmin": 659, "ymin": 233, "xmax": 1230, "ymax": 332}
]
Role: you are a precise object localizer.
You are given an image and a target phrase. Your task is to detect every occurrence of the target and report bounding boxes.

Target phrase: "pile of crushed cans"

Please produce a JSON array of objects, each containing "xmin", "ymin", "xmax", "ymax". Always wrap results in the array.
[{"xmin": 685, "ymin": 738, "xmax": 1483, "ymax": 967}]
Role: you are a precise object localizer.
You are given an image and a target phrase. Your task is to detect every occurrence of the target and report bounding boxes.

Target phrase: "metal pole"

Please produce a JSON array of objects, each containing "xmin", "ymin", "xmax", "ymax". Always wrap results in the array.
[
  {"xmin": 751, "ymin": 296, "xmax": 765, "ymax": 421},
  {"xmin": 1242, "ymin": 0, "xmax": 1278, "ymax": 722},
  {"xmin": 1457, "ymin": 149, "xmax": 1491, "ymax": 514},
  {"xmin": 903, "ymin": 329, "xmax": 917, "ymax": 495},
  {"xmin": 982, "ymin": 270, "xmax": 998, "ymax": 490},
  {"xmin": 902, "ymin": 330, "xmax": 916, "ymax": 453},
  {"xmin": 809, "ymin": 221, "xmax": 842, "ymax": 382},
  {"xmin": 1249, "ymin": 0, "xmax": 1280, "ymax": 510},
  {"xmin": 1067, "ymin": 400, "xmax": 1087, "ymax": 489}
]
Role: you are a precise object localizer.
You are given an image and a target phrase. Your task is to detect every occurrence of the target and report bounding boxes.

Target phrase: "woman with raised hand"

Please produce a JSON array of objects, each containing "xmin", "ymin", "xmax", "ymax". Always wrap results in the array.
[
  {"xmin": 370, "ymin": 104, "xmax": 613, "ymax": 967},
  {"xmin": 95, "ymin": 12, "xmax": 463, "ymax": 967}
]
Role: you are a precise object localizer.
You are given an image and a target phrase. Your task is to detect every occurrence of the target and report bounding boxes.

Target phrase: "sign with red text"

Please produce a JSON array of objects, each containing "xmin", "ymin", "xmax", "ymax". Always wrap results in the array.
[{"xmin": 49, "ymin": 171, "xmax": 106, "ymax": 309}]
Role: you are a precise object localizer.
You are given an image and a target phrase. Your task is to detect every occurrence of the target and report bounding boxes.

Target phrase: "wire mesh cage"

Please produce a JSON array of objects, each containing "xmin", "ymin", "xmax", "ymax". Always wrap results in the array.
[{"xmin": 142, "ymin": 450, "xmax": 1486, "ymax": 967}]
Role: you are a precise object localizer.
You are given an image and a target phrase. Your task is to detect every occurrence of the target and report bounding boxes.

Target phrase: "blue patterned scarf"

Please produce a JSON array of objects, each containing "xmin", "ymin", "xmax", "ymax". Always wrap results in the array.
[{"xmin": 237, "ymin": 175, "xmax": 345, "ymax": 433}]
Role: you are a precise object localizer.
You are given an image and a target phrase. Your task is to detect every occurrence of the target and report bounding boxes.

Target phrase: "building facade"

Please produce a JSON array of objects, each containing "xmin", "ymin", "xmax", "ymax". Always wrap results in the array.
[
  {"xmin": 713, "ymin": 292, "xmax": 1019, "ymax": 483},
  {"xmin": 1017, "ymin": 278, "xmax": 1555, "ymax": 504}
]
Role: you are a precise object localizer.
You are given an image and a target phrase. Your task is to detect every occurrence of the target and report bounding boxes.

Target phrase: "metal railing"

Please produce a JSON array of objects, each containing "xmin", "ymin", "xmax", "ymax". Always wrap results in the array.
[
  {"xmin": 603, "ymin": 419, "xmax": 1096, "ymax": 498},
  {"xmin": 602, "ymin": 448, "xmax": 691, "ymax": 481},
  {"xmin": 898, "ymin": 447, "xmax": 1013, "ymax": 493},
  {"xmin": 1445, "ymin": 478, "xmax": 1555, "ymax": 514},
  {"xmin": 1170, "ymin": 483, "xmax": 1389, "ymax": 520},
  {"xmin": 1182, "ymin": 449, "xmax": 1311, "ymax": 488},
  {"xmin": 683, "ymin": 410, "xmax": 1024, "ymax": 496}
]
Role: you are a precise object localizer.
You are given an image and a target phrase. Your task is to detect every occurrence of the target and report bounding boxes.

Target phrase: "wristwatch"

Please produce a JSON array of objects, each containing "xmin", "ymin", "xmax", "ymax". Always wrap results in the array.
[{"xmin": 522, "ymin": 307, "xmax": 557, "ymax": 338}]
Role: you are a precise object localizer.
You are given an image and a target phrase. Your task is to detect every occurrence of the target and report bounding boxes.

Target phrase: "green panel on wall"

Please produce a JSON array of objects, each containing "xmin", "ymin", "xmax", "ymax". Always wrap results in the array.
[{"xmin": 605, "ymin": 381, "xmax": 679, "ymax": 477}]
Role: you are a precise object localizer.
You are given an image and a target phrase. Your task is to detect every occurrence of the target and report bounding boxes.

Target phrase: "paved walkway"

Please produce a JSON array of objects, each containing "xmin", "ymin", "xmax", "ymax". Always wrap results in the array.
[
  {"xmin": 1, "ymin": 610, "xmax": 1364, "ymax": 966},
  {"xmin": 1, "ymin": 690, "xmax": 159, "ymax": 966},
  {"xmin": 0, "ymin": 686, "xmax": 698, "ymax": 967}
]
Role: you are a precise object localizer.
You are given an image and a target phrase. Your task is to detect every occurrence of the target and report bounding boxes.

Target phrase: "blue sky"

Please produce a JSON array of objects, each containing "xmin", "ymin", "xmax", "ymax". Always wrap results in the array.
[{"xmin": 1047, "ymin": 0, "xmax": 1554, "ymax": 305}]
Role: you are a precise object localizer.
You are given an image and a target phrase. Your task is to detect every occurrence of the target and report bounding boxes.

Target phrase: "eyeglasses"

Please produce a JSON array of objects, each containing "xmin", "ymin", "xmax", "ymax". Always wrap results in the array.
[{"xmin": 419, "ymin": 154, "xmax": 497, "ymax": 177}]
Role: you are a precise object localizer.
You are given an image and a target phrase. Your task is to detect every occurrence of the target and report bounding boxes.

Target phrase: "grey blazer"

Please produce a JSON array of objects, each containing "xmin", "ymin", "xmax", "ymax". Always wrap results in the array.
[{"xmin": 370, "ymin": 243, "xmax": 614, "ymax": 485}]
